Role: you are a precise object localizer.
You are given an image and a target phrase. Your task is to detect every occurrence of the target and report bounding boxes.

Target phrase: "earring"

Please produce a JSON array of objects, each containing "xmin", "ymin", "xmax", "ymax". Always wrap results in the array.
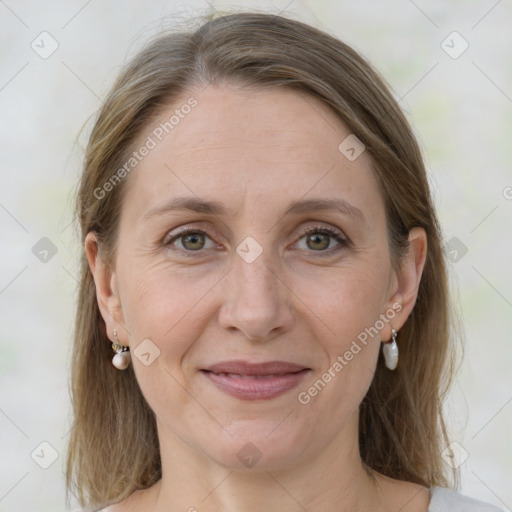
[
  {"xmin": 382, "ymin": 328, "xmax": 399, "ymax": 370},
  {"xmin": 112, "ymin": 329, "xmax": 131, "ymax": 370}
]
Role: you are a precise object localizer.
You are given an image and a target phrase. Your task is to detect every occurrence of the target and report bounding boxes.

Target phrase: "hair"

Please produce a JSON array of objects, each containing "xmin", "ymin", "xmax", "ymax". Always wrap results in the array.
[{"xmin": 66, "ymin": 10, "xmax": 458, "ymax": 509}]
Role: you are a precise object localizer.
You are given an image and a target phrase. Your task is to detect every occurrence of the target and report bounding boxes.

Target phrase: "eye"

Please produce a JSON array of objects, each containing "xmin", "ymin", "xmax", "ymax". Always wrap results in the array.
[
  {"xmin": 295, "ymin": 226, "xmax": 348, "ymax": 253},
  {"xmin": 165, "ymin": 228, "xmax": 217, "ymax": 252},
  {"xmin": 163, "ymin": 224, "xmax": 349, "ymax": 257}
]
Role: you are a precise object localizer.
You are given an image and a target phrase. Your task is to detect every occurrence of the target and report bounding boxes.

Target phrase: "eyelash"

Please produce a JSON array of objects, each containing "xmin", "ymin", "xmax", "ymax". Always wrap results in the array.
[{"xmin": 163, "ymin": 225, "xmax": 349, "ymax": 258}]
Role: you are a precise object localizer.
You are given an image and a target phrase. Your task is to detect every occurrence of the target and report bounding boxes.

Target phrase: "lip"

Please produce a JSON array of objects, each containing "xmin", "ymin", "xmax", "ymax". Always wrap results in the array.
[{"xmin": 201, "ymin": 360, "xmax": 311, "ymax": 400}]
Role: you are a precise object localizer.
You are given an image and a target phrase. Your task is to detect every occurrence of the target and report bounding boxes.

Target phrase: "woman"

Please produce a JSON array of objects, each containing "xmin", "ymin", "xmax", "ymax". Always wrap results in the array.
[{"xmin": 66, "ymin": 12, "xmax": 504, "ymax": 512}]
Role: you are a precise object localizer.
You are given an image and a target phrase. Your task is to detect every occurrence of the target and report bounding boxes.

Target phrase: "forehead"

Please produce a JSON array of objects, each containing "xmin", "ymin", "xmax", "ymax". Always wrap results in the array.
[
  {"xmin": 159, "ymin": 85, "xmax": 352, "ymax": 164},
  {"xmin": 120, "ymin": 84, "xmax": 383, "ymax": 225}
]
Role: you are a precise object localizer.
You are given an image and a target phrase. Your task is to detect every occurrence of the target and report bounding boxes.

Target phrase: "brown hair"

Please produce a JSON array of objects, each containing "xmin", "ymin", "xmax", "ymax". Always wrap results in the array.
[{"xmin": 66, "ymin": 11, "xmax": 458, "ymax": 508}]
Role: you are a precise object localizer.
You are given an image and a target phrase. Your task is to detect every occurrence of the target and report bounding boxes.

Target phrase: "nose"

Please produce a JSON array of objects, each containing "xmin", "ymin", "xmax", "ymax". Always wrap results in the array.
[{"xmin": 218, "ymin": 250, "xmax": 294, "ymax": 342}]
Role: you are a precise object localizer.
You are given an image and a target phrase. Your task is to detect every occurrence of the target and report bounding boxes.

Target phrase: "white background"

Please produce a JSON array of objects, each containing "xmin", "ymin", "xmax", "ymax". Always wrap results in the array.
[{"xmin": 0, "ymin": 1, "xmax": 511, "ymax": 511}]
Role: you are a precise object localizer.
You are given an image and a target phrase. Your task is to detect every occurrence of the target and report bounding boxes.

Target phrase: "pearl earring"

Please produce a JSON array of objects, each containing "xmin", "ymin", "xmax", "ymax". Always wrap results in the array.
[
  {"xmin": 382, "ymin": 328, "xmax": 399, "ymax": 370},
  {"xmin": 112, "ymin": 329, "xmax": 131, "ymax": 370}
]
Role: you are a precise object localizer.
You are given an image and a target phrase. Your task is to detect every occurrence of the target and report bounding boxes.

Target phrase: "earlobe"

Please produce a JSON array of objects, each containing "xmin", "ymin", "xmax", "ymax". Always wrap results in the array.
[{"xmin": 84, "ymin": 232, "xmax": 125, "ymax": 336}]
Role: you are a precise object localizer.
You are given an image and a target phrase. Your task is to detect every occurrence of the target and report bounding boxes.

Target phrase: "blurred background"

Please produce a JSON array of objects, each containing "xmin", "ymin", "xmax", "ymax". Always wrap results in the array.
[{"xmin": 0, "ymin": 1, "xmax": 511, "ymax": 510}]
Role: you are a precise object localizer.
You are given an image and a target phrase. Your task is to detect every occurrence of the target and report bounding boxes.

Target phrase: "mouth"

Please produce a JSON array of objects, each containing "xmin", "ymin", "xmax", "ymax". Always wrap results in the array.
[{"xmin": 200, "ymin": 360, "xmax": 311, "ymax": 400}]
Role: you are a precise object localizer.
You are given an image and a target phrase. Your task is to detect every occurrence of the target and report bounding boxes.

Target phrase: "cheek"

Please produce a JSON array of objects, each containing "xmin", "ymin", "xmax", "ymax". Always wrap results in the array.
[
  {"xmin": 293, "ymin": 263, "xmax": 388, "ymax": 404},
  {"xmin": 119, "ymin": 263, "xmax": 215, "ymax": 416},
  {"xmin": 119, "ymin": 257, "xmax": 222, "ymax": 358},
  {"xmin": 296, "ymin": 261, "xmax": 390, "ymax": 345}
]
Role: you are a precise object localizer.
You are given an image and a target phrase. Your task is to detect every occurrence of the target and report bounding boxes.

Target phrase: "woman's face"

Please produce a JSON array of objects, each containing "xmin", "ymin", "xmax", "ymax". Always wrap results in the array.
[{"xmin": 91, "ymin": 84, "xmax": 420, "ymax": 471}]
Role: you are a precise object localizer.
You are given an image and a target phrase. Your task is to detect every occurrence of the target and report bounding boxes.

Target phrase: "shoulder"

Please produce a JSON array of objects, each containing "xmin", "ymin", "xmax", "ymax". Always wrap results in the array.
[
  {"xmin": 74, "ymin": 499, "xmax": 129, "ymax": 511},
  {"xmin": 92, "ymin": 503, "xmax": 126, "ymax": 512},
  {"xmin": 429, "ymin": 487, "xmax": 505, "ymax": 512},
  {"xmin": 82, "ymin": 505, "xmax": 122, "ymax": 512},
  {"xmin": 88, "ymin": 485, "xmax": 158, "ymax": 512}
]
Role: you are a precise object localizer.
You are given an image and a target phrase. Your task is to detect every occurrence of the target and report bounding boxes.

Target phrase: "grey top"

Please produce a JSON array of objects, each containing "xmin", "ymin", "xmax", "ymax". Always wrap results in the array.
[
  {"xmin": 91, "ymin": 487, "xmax": 505, "ymax": 511},
  {"xmin": 428, "ymin": 487, "xmax": 505, "ymax": 511}
]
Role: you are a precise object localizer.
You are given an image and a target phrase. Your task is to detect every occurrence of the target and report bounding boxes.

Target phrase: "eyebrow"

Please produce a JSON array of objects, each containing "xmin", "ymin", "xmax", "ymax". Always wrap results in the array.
[{"xmin": 142, "ymin": 196, "xmax": 366, "ymax": 223}]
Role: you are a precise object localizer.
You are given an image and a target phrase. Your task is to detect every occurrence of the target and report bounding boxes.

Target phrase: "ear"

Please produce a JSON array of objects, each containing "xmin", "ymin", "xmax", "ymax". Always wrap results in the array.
[
  {"xmin": 85, "ymin": 231, "xmax": 127, "ymax": 344},
  {"xmin": 381, "ymin": 227, "xmax": 427, "ymax": 341}
]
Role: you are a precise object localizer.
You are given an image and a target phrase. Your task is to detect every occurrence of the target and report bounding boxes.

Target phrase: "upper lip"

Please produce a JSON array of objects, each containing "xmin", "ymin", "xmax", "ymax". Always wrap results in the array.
[{"xmin": 202, "ymin": 360, "xmax": 309, "ymax": 376}]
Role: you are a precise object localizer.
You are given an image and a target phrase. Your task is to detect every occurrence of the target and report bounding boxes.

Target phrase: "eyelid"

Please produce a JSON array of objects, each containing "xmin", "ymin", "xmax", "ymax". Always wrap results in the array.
[
  {"xmin": 292, "ymin": 224, "xmax": 350, "ymax": 252},
  {"xmin": 163, "ymin": 223, "xmax": 218, "ymax": 244},
  {"xmin": 163, "ymin": 222, "xmax": 350, "ymax": 255},
  {"xmin": 296, "ymin": 224, "xmax": 348, "ymax": 242}
]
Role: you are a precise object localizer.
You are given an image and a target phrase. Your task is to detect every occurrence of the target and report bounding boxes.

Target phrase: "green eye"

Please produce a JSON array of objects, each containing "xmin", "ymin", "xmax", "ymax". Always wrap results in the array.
[
  {"xmin": 167, "ymin": 230, "xmax": 215, "ymax": 252},
  {"xmin": 296, "ymin": 227, "xmax": 347, "ymax": 252},
  {"xmin": 305, "ymin": 232, "xmax": 331, "ymax": 250},
  {"xmin": 165, "ymin": 225, "xmax": 348, "ymax": 257},
  {"xmin": 181, "ymin": 233, "xmax": 206, "ymax": 251}
]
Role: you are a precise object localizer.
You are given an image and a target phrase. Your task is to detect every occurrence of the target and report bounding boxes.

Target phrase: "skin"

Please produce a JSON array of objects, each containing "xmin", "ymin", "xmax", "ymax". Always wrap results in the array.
[{"xmin": 86, "ymin": 84, "xmax": 429, "ymax": 511}]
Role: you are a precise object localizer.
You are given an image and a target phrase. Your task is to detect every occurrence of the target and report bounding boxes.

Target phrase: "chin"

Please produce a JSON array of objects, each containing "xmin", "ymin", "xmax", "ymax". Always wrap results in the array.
[{"xmin": 203, "ymin": 421, "xmax": 310, "ymax": 472}]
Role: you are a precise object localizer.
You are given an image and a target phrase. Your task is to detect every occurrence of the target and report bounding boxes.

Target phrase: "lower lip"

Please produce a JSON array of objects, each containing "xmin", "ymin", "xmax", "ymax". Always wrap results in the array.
[{"xmin": 201, "ymin": 369, "xmax": 311, "ymax": 400}]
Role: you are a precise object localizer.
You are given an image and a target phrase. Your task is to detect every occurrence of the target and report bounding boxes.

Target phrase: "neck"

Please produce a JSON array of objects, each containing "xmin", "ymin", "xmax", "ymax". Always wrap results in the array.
[{"xmin": 148, "ymin": 415, "xmax": 385, "ymax": 512}]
